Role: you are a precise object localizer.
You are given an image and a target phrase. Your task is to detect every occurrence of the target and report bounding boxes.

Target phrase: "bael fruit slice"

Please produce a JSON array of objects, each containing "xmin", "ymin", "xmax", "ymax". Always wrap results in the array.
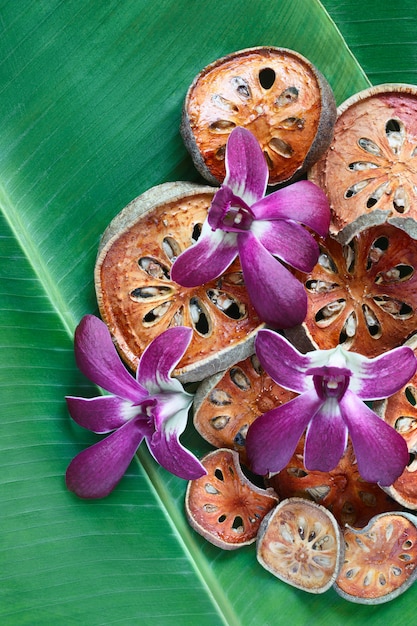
[
  {"xmin": 193, "ymin": 353, "xmax": 296, "ymax": 465},
  {"xmin": 374, "ymin": 361, "xmax": 417, "ymax": 510},
  {"xmin": 181, "ymin": 46, "xmax": 336, "ymax": 186},
  {"xmin": 257, "ymin": 497, "xmax": 343, "ymax": 593},
  {"xmin": 309, "ymin": 84, "xmax": 417, "ymax": 234},
  {"xmin": 95, "ymin": 182, "xmax": 263, "ymax": 383},
  {"xmin": 185, "ymin": 448, "xmax": 278, "ymax": 550},
  {"xmin": 267, "ymin": 438, "xmax": 401, "ymax": 528},
  {"xmin": 335, "ymin": 511, "xmax": 417, "ymax": 604},
  {"xmin": 286, "ymin": 219, "xmax": 417, "ymax": 357}
]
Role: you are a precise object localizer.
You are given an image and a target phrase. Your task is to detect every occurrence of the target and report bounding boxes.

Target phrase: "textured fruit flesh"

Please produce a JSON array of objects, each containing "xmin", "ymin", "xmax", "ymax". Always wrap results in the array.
[
  {"xmin": 257, "ymin": 498, "xmax": 342, "ymax": 592},
  {"xmin": 185, "ymin": 449, "xmax": 278, "ymax": 549},
  {"xmin": 96, "ymin": 192, "xmax": 262, "ymax": 379},
  {"xmin": 185, "ymin": 48, "xmax": 324, "ymax": 185},
  {"xmin": 268, "ymin": 439, "xmax": 400, "ymax": 528},
  {"xmin": 310, "ymin": 87, "xmax": 417, "ymax": 233},
  {"xmin": 292, "ymin": 223, "xmax": 417, "ymax": 357},
  {"xmin": 378, "ymin": 374, "xmax": 417, "ymax": 509},
  {"xmin": 193, "ymin": 354, "xmax": 296, "ymax": 465},
  {"xmin": 336, "ymin": 513, "xmax": 417, "ymax": 601}
]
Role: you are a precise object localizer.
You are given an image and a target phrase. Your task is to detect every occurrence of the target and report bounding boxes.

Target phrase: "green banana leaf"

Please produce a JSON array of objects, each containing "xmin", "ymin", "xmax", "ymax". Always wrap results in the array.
[{"xmin": 1, "ymin": 1, "xmax": 416, "ymax": 623}]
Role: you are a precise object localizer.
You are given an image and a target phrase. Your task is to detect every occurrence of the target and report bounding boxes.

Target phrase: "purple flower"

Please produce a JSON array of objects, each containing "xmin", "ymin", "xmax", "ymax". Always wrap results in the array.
[
  {"xmin": 171, "ymin": 127, "xmax": 330, "ymax": 328},
  {"xmin": 65, "ymin": 315, "xmax": 206, "ymax": 498},
  {"xmin": 246, "ymin": 330, "xmax": 416, "ymax": 486}
]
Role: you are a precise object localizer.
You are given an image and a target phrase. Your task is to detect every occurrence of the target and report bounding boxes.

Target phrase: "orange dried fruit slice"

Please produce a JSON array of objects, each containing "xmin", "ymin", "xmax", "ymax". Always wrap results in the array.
[
  {"xmin": 193, "ymin": 353, "xmax": 296, "ymax": 465},
  {"xmin": 95, "ymin": 182, "xmax": 263, "ymax": 383},
  {"xmin": 374, "ymin": 363, "xmax": 417, "ymax": 509},
  {"xmin": 267, "ymin": 438, "xmax": 401, "ymax": 529},
  {"xmin": 286, "ymin": 220, "xmax": 417, "ymax": 357},
  {"xmin": 309, "ymin": 84, "xmax": 417, "ymax": 234},
  {"xmin": 257, "ymin": 497, "xmax": 343, "ymax": 593},
  {"xmin": 181, "ymin": 46, "xmax": 336, "ymax": 186},
  {"xmin": 185, "ymin": 448, "xmax": 278, "ymax": 550},
  {"xmin": 335, "ymin": 512, "xmax": 417, "ymax": 604}
]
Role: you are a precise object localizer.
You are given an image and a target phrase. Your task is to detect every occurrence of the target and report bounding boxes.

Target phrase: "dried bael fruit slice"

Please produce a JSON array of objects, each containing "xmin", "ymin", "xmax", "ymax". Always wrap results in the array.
[
  {"xmin": 286, "ymin": 220, "xmax": 417, "ymax": 357},
  {"xmin": 309, "ymin": 84, "xmax": 417, "ymax": 234},
  {"xmin": 193, "ymin": 354, "xmax": 296, "ymax": 465},
  {"xmin": 182, "ymin": 46, "xmax": 336, "ymax": 186},
  {"xmin": 374, "ymin": 364, "xmax": 417, "ymax": 509},
  {"xmin": 95, "ymin": 182, "xmax": 263, "ymax": 383},
  {"xmin": 335, "ymin": 512, "xmax": 417, "ymax": 604},
  {"xmin": 267, "ymin": 438, "xmax": 401, "ymax": 529},
  {"xmin": 257, "ymin": 497, "xmax": 343, "ymax": 593},
  {"xmin": 185, "ymin": 448, "xmax": 278, "ymax": 550}
]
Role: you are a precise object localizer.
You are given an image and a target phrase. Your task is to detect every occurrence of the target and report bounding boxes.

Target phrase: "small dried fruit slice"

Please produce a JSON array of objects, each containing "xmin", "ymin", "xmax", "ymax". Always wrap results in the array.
[
  {"xmin": 374, "ymin": 363, "xmax": 417, "ymax": 509},
  {"xmin": 193, "ymin": 354, "xmax": 296, "ymax": 465},
  {"xmin": 309, "ymin": 84, "xmax": 417, "ymax": 234},
  {"xmin": 257, "ymin": 497, "xmax": 343, "ymax": 593},
  {"xmin": 95, "ymin": 182, "xmax": 263, "ymax": 383},
  {"xmin": 286, "ymin": 220, "xmax": 417, "ymax": 357},
  {"xmin": 181, "ymin": 46, "xmax": 336, "ymax": 186},
  {"xmin": 267, "ymin": 438, "xmax": 401, "ymax": 528},
  {"xmin": 185, "ymin": 448, "xmax": 278, "ymax": 550},
  {"xmin": 335, "ymin": 512, "xmax": 417, "ymax": 604}
]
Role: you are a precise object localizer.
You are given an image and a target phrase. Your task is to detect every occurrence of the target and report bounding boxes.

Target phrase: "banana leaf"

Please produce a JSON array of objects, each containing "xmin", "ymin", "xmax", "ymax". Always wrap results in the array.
[{"xmin": 1, "ymin": 1, "xmax": 416, "ymax": 624}]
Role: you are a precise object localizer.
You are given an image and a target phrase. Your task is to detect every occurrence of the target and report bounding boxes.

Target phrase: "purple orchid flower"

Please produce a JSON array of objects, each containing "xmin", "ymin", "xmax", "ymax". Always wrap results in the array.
[
  {"xmin": 246, "ymin": 329, "xmax": 416, "ymax": 486},
  {"xmin": 65, "ymin": 315, "xmax": 206, "ymax": 498},
  {"xmin": 171, "ymin": 127, "xmax": 330, "ymax": 328}
]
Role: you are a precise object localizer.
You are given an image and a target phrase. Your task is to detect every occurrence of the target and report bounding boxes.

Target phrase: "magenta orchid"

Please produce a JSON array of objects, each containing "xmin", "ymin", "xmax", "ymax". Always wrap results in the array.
[
  {"xmin": 171, "ymin": 127, "xmax": 330, "ymax": 328},
  {"xmin": 65, "ymin": 315, "xmax": 206, "ymax": 498},
  {"xmin": 246, "ymin": 330, "xmax": 416, "ymax": 486}
]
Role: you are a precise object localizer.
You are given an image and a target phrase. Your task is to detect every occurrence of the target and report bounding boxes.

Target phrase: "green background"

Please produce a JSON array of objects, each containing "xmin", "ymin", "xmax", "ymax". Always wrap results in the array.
[{"xmin": 1, "ymin": 1, "xmax": 416, "ymax": 624}]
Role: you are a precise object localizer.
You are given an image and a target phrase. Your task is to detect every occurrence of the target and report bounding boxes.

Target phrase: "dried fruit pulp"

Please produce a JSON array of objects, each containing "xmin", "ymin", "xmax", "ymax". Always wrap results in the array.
[
  {"xmin": 95, "ymin": 183, "xmax": 263, "ymax": 383},
  {"xmin": 182, "ymin": 46, "xmax": 336, "ymax": 185},
  {"xmin": 290, "ymin": 222, "xmax": 417, "ymax": 357},
  {"xmin": 375, "ymin": 373, "xmax": 417, "ymax": 509},
  {"xmin": 267, "ymin": 438, "xmax": 400, "ymax": 528},
  {"xmin": 193, "ymin": 354, "xmax": 296, "ymax": 465},
  {"xmin": 309, "ymin": 84, "xmax": 417, "ymax": 233},
  {"xmin": 335, "ymin": 512, "xmax": 417, "ymax": 603},
  {"xmin": 257, "ymin": 498, "xmax": 343, "ymax": 593},
  {"xmin": 185, "ymin": 449, "xmax": 278, "ymax": 550}
]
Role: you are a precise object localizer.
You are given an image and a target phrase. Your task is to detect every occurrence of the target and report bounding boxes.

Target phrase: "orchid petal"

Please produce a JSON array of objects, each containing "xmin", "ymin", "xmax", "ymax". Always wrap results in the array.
[
  {"xmin": 66, "ymin": 395, "xmax": 138, "ymax": 433},
  {"xmin": 138, "ymin": 327, "xmax": 193, "ymax": 394},
  {"xmin": 74, "ymin": 315, "xmax": 147, "ymax": 403},
  {"xmin": 170, "ymin": 221, "xmax": 237, "ymax": 287},
  {"xmin": 252, "ymin": 218, "xmax": 320, "ymax": 272},
  {"xmin": 246, "ymin": 390, "xmax": 322, "ymax": 475},
  {"xmin": 147, "ymin": 406, "xmax": 206, "ymax": 479},
  {"xmin": 238, "ymin": 232, "xmax": 307, "ymax": 327},
  {"xmin": 340, "ymin": 390, "xmax": 409, "ymax": 486},
  {"xmin": 66, "ymin": 417, "xmax": 147, "ymax": 498},
  {"xmin": 345, "ymin": 346, "xmax": 417, "ymax": 400},
  {"xmin": 251, "ymin": 180, "xmax": 330, "ymax": 237},
  {"xmin": 304, "ymin": 399, "xmax": 348, "ymax": 472},
  {"xmin": 224, "ymin": 127, "xmax": 268, "ymax": 204},
  {"xmin": 255, "ymin": 329, "xmax": 315, "ymax": 393}
]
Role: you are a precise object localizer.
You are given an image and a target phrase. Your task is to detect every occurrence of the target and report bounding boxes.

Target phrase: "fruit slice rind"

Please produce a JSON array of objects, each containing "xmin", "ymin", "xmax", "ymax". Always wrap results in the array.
[
  {"xmin": 182, "ymin": 46, "xmax": 336, "ymax": 186},
  {"xmin": 334, "ymin": 511, "xmax": 417, "ymax": 604},
  {"xmin": 95, "ymin": 181, "xmax": 264, "ymax": 383},
  {"xmin": 185, "ymin": 448, "xmax": 278, "ymax": 550},
  {"xmin": 257, "ymin": 497, "xmax": 344, "ymax": 593}
]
